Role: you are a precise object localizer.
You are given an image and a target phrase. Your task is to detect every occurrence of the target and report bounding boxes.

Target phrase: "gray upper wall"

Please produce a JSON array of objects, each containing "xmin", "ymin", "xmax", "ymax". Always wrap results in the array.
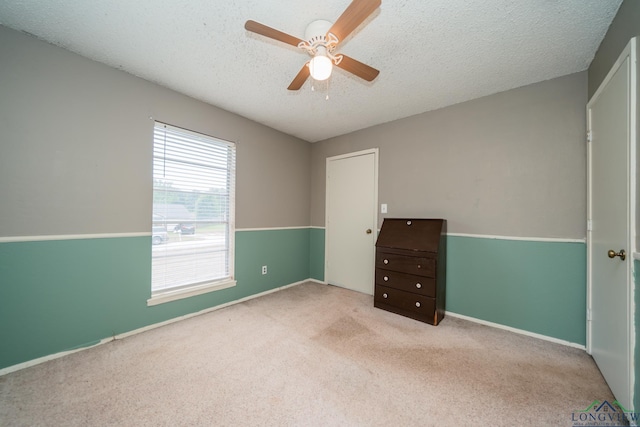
[
  {"xmin": 588, "ymin": 0, "xmax": 640, "ymax": 98},
  {"xmin": 311, "ymin": 72, "xmax": 587, "ymax": 240},
  {"xmin": 0, "ymin": 25, "xmax": 310, "ymax": 237}
]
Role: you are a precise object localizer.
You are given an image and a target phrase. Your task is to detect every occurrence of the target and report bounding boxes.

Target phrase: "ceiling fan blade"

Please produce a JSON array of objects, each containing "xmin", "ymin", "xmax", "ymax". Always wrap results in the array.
[
  {"xmin": 288, "ymin": 64, "xmax": 310, "ymax": 90},
  {"xmin": 336, "ymin": 55, "xmax": 379, "ymax": 81},
  {"xmin": 328, "ymin": 0, "xmax": 381, "ymax": 44},
  {"xmin": 245, "ymin": 20, "xmax": 304, "ymax": 47}
]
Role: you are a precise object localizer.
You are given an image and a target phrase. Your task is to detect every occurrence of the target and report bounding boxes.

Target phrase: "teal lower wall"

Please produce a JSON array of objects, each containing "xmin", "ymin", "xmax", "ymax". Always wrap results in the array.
[
  {"xmin": 0, "ymin": 228, "xmax": 310, "ymax": 370},
  {"xmin": 310, "ymin": 230, "xmax": 587, "ymax": 345},
  {"xmin": 310, "ymin": 228, "xmax": 325, "ymax": 281},
  {"xmin": 0, "ymin": 230, "xmax": 590, "ymax": 371},
  {"xmin": 234, "ymin": 228, "xmax": 310, "ymax": 295},
  {"xmin": 446, "ymin": 236, "xmax": 586, "ymax": 345}
]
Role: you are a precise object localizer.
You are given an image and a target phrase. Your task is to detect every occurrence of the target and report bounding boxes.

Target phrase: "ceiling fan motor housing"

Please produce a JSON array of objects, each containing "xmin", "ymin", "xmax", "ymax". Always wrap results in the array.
[{"xmin": 304, "ymin": 20, "xmax": 336, "ymax": 52}]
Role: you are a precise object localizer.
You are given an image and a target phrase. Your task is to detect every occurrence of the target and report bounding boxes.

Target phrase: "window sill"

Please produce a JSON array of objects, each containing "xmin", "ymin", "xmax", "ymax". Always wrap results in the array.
[{"xmin": 147, "ymin": 279, "xmax": 236, "ymax": 306}]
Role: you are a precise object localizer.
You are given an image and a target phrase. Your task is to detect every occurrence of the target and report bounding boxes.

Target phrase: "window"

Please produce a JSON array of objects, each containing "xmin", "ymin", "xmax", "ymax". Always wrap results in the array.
[{"xmin": 149, "ymin": 122, "xmax": 236, "ymax": 305}]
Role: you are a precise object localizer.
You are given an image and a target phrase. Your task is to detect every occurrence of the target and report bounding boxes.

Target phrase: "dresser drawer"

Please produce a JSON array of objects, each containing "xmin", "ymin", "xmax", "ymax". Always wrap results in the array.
[
  {"xmin": 375, "ymin": 269, "xmax": 436, "ymax": 297},
  {"xmin": 375, "ymin": 251, "xmax": 435, "ymax": 277},
  {"xmin": 374, "ymin": 284, "xmax": 436, "ymax": 324}
]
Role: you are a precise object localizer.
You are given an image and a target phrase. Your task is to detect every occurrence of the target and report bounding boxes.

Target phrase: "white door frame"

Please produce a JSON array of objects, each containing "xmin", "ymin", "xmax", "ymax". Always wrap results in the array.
[
  {"xmin": 325, "ymin": 148, "xmax": 379, "ymax": 290},
  {"xmin": 586, "ymin": 37, "xmax": 636, "ymax": 408}
]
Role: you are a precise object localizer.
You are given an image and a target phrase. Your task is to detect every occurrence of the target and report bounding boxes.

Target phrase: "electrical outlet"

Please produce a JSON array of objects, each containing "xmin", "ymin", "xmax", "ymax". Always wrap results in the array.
[{"xmin": 261, "ymin": 265, "xmax": 267, "ymax": 275}]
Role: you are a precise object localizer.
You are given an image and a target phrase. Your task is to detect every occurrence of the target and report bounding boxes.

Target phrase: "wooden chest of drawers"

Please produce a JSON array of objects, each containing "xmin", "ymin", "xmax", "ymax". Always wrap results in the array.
[{"xmin": 374, "ymin": 218, "xmax": 446, "ymax": 325}]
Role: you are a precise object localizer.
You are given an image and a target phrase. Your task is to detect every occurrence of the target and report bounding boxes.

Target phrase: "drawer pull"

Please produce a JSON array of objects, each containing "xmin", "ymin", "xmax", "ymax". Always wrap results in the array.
[
  {"xmin": 383, "ymin": 259, "xmax": 389, "ymax": 265},
  {"xmin": 406, "ymin": 220, "xmax": 412, "ymax": 225},
  {"xmin": 383, "ymin": 293, "xmax": 388, "ymax": 299},
  {"xmin": 383, "ymin": 276, "xmax": 389, "ymax": 282},
  {"xmin": 415, "ymin": 302, "xmax": 421, "ymax": 308},
  {"xmin": 416, "ymin": 283, "xmax": 422, "ymax": 289}
]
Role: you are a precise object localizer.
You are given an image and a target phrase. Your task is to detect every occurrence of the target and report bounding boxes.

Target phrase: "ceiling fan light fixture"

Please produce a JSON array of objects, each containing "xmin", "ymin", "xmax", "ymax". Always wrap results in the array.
[
  {"xmin": 245, "ymin": 0, "xmax": 381, "ymax": 90},
  {"xmin": 309, "ymin": 50, "xmax": 333, "ymax": 81}
]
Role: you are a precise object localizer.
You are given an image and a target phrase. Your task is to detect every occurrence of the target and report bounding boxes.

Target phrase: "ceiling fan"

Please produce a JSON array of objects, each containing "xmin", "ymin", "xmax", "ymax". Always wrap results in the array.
[{"xmin": 244, "ymin": 0, "xmax": 381, "ymax": 90}]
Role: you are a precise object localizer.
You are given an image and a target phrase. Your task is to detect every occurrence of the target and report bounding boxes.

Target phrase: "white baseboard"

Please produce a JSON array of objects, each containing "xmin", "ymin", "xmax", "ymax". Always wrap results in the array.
[
  {"xmin": 0, "ymin": 279, "xmax": 310, "ymax": 377},
  {"xmin": 445, "ymin": 311, "xmax": 586, "ymax": 350}
]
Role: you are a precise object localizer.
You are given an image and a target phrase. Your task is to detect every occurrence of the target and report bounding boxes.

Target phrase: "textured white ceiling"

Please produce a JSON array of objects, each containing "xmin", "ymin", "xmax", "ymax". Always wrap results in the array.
[{"xmin": 0, "ymin": 0, "xmax": 622, "ymax": 142}]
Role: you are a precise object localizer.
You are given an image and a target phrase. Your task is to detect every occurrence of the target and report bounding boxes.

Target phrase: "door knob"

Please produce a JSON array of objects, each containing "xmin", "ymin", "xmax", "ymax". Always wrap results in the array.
[
  {"xmin": 607, "ymin": 249, "xmax": 626, "ymax": 261},
  {"xmin": 366, "ymin": 229, "xmax": 372, "ymax": 234}
]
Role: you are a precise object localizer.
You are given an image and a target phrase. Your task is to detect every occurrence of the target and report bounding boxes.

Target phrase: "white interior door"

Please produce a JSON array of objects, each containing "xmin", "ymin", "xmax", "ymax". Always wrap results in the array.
[
  {"xmin": 587, "ymin": 38, "xmax": 636, "ymax": 411},
  {"xmin": 326, "ymin": 149, "xmax": 378, "ymax": 294}
]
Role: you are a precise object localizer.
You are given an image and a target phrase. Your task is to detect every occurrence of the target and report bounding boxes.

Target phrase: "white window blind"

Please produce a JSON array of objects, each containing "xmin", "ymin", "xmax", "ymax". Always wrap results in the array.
[{"xmin": 152, "ymin": 122, "xmax": 235, "ymax": 295}]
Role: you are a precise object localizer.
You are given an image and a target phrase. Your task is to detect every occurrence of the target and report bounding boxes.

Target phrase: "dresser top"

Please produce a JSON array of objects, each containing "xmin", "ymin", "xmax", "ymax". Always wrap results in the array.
[{"xmin": 375, "ymin": 218, "xmax": 445, "ymax": 253}]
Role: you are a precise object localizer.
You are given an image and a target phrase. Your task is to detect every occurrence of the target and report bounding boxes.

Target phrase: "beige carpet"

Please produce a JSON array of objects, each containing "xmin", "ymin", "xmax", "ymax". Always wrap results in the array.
[{"xmin": 0, "ymin": 282, "xmax": 616, "ymax": 426}]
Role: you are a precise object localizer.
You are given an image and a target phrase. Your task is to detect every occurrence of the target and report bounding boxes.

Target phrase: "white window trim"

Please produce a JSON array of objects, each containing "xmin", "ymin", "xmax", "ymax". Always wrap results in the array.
[
  {"xmin": 147, "ymin": 278, "xmax": 236, "ymax": 306},
  {"xmin": 151, "ymin": 122, "xmax": 236, "ymax": 304}
]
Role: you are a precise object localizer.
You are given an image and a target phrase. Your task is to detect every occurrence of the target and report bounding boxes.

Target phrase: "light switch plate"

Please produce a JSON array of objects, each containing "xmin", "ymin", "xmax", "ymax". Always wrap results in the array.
[{"xmin": 381, "ymin": 204, "xmax": 387, "ymax": 213}]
